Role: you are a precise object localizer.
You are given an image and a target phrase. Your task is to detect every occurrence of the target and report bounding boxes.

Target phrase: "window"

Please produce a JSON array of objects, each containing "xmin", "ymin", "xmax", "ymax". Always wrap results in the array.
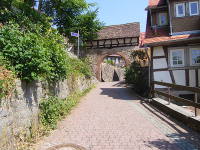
[
  {"xmin": 170, "ymin": 49, "xmax": 184, "ymax": 67},
  {"xmin": 176, "ymin": 3, "xmax": 185, "ymax": 17},
  {"xmin": 190, "ymin": 48, "xmax": 200, "ymax": 65},
  {"xmin": 189, "ymin": 1, "xmax": 199, "ymax": 16},
  {"xmin": 158, "ymin": 13, "xmax": 168, "ymax": 26}
]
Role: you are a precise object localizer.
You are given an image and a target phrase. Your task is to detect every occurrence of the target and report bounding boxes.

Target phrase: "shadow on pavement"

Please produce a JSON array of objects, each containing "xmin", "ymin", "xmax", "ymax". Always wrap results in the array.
[
  {"xmin": 145, "ymin": 139, "xmax": 182, "ymax": 150},
  {"xmin": 145, "ymin": 132, "xmax": 200, "ymax": 150},
  {"xmin": 140, "ymin": 101, "xmax": 200, "ymax": 150},
  {"xmin": 100, "ymin": 82, "xmax": 139, "ymax": 101}
]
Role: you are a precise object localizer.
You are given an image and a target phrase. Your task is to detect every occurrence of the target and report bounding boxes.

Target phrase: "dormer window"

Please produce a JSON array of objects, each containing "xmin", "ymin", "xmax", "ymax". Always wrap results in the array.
[
  {"xmin": 176, "ymin": 3, "xmax": 185, "ymax": 17},
  {"xmin": 189, "ymin": 1, "xmax": 199, "ymax": 16},
  {"xmin": 158, "ymin": 13, "xmax": 168, "ymax": 26}
]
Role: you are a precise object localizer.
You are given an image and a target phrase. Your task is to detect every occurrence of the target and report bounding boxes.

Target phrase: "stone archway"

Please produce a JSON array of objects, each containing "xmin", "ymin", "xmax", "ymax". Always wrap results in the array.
[{"xmin": 96, "ymin": 52, "xmax": 130, "ymax": 81}]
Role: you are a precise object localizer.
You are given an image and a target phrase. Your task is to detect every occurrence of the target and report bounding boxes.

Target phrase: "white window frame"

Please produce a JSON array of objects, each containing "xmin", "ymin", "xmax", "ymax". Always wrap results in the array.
[
  {"xmin": 158, "ymin": 13, "xmax": 168, "ymax": 26},
  {"xmin": 190, "ymin": 48, "xmax": 200, "ymax": 65},
  {"xmin": 189, "ymin": 1, "xmax": 199, "ymax": 16},
  {"xmin": 170, "ymin": 49, "xmax": 185, "ymax": 67},
  {"xmin": 175, "ymin": 3, "xmax": 186, "ymax": 17}
]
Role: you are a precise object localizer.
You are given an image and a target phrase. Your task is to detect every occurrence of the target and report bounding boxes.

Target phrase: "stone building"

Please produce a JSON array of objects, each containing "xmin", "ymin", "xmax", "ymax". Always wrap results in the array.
[{"xmin": 85, "ymin": 22, "xmax": 144, "ymax": 82}]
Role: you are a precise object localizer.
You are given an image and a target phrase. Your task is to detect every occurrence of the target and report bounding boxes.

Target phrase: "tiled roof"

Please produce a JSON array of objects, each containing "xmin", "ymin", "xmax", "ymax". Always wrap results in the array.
[
  {"xmin": 144, "ymin": 33, "xmax": 200, "ymax": 46},
  {"xmin": 147, "ymin": 0, "xmax": 166, "ymax": 9},
  {"xmin": 143, "ymin": 0, "xmax": 200, "ymax": 46},
  {"xmin": 97, "ymin": 22, "xmax": 140, "ymax": 40},
  {"xmin": 144, "ymin": 19, "xmax": 200, "ymax": 46}
]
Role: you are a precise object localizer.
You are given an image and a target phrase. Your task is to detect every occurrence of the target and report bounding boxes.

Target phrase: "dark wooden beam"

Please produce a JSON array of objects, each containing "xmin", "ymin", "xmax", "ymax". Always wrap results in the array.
[
  {"xmin": 153, "ymin": 90, "xmax": 200, "ymax": 109},
  {"xmin": 153, "ymin": 81, "xmax": 200, "ymax": 93},
  {"xmin": 153, "ymin": 68, "xmax": 169, "ymax": 72},
  {"xmin": 152, "ymin": 56, "xmax": 166, "ymax": 59},
  {"xmin": 86, "ymin": 37, "xmax": 139, "ymax": 49},
  {"xmin": 196, "ymin": 69, "xmax": 199, "ymax": 87},
  {"xmin": 185, "ymin": 69, "xmax": 189, "ymax": 86}
]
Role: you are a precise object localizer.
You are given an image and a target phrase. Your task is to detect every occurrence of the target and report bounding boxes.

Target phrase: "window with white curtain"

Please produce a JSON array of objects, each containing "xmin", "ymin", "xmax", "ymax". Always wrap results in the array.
[{"xmin": 170, "ymin": 49, "xmax": 185, "ymax": 67}]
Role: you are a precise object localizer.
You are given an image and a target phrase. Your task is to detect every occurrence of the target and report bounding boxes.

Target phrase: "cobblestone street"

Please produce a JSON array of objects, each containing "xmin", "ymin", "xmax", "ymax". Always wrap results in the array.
[{"xmin": 36, "ymin": 82, "xmax": 200, "ymax": 150}]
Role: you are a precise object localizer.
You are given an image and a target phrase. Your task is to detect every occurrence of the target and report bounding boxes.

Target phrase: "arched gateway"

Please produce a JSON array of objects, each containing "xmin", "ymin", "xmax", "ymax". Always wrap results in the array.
[{"xmin": 85, "ymin": 22, "xmax": 141, "ymax": 81}]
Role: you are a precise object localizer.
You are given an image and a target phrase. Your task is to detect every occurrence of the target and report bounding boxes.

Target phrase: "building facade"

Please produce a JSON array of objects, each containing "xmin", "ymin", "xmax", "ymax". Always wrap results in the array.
[
  {"xmin": 144, "ymin": 0, "xmax": 200, "ymax": 90},
  {"xmin": 85, "ymin": 23, "xmax": 142, "ymax": 81}
]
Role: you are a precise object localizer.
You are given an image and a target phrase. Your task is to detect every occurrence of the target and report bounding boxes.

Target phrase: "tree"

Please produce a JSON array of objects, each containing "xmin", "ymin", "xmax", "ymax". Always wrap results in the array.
[
  {"xmin": 41, "ymin": 0, "xmax": 102, "ymax": 41},
  {"xmin": 0, "ymin": 0, "xmax": 102, "ymax": 42},
  {"xmin": 75, "ymin": 10, "xmax": 103, "ymax": 41}
]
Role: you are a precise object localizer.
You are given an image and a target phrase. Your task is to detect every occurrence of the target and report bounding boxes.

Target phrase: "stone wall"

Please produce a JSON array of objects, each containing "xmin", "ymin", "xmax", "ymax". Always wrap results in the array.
[
  {"xmin": 0, "ymin": 76, "xmax": 97, "ymax": 150},
  {"xmin": 101, "ymin": 63, "xmax": 125, "ymax": 82},
  {"xmin": 84, "ymin": 46, "xmax": 143, "ymax": 81}
]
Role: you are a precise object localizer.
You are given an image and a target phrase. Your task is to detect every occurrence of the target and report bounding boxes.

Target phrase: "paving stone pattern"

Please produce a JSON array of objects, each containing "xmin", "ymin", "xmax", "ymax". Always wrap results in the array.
[{"xmin": 36, "ymin": 82, "xmax": 200, "ymax": 150}]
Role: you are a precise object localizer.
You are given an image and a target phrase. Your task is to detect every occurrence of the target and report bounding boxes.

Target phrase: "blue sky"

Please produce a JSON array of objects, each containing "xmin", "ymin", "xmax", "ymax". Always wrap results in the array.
[{"xmin": 86, "ymin": 0, "xmax": 148, "ymax": 32}]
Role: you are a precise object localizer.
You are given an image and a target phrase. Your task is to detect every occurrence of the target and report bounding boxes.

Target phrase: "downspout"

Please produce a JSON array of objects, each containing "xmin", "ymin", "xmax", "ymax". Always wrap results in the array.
[{"xmin": 167, "ymin": 0, "xmax": 173, "ymax": 35}]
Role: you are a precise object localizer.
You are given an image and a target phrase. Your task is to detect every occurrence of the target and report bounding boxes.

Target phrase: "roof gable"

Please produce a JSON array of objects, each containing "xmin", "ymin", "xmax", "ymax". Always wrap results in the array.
[{"xmin": 97, "ymin": 22, "xmax": 140, "ymax": 40}]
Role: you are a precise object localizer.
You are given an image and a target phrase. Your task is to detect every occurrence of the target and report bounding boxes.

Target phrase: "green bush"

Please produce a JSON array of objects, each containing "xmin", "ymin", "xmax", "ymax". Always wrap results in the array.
[
  {"xmin": 0, "ymin": 1, "xmax": 51, "ymax": 32},
  {"xmin": 0, "ymin": 22, "xmax": 90, "ymax": 84},
  {"xmin": 104, "ymin": 60, "xmax": 114, "ymax": 66},
  {"xmin": 0, "ymin": 0, "xmax": 93, "ymax": 82},
  {"xmin": 125, "ymin": 51, "xmax": 149, "ymax": 96},
  {"xmin": 66, "ymin": 58, "xmax": 92, "ymax": 78},
  {"xmin": 0, "ymin": 23, "xmax": 92, "ymax": 82},
  {"xmin": 39, "ymin": 87, "xmax": 93, "ymax": 130}
]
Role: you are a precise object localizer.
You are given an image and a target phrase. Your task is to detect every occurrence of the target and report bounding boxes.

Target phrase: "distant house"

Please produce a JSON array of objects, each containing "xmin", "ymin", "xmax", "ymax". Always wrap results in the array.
[{"xmin": 144, "ymin": 0, "xmax": 200, "ymax": 90}]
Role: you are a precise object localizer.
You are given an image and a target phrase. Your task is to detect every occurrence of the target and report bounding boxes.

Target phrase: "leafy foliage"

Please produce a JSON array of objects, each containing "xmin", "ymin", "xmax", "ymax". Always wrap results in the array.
[
  {"xmin": 0, "ymin": 23, "xmax": 92, "ymax": 81},
  {"xmin": 125, "ymin": 51, "xmax": 149, "ymax": 96},
  {"xmin": 39, "ymin": 87, "xmax": 93, "ymax": 130},
  {"xmin": 67, "ymin": 58, "xmax": 92, "ymax": 78},
  {"xmin": 104, "ymin": 60, "xmax": 115, "ymax": 66},
  {"xmin": 0, "ymin": 0, "xmax": 103, "ymax": 42},
  {"xmin": 0, "ymin": 23, "xmax": 67, "ymax": 81},
  {"xmin": 0, "ymin": 66, "xmax": 15, "ymax": 101},
  {"xmin": 40, "ymin": 0, "xmax": 103, "ymax": 41},
  {"xmin": 0, "ymin": 0, "xmax": 51, "ymax": 32},
  {"xmin": 74, "ymin": 10, "xmax": 103, "ymax": 41},
  {"xmin": 0, "ymin": 0, "xmax": 97, "ymax": 82}
]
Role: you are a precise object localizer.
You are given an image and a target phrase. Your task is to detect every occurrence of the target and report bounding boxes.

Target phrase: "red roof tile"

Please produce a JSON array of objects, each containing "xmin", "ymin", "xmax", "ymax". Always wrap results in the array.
[
  {"xmin": 97, "ymin": 22, "xmax": 140, "ymax": 40},
  {"xmin": 144, "ymin": 0, "xmax": 200, "ymax": 46},
  {"xmin": 147, "ymin": 0, "xmax": 166, "ymax": 9},
  {"xmin": 144, "ymin": 33, "xmax": 200, "ymax": 46},
  {"xmin": 144, "ymin": 10, "xmax": 200, "ymax": 46}
]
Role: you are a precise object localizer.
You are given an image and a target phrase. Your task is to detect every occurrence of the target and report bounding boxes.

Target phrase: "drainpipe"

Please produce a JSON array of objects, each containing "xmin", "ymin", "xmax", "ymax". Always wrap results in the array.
[{"xmin": 167, "ymin": 0, "xmax": 173, "ymax": 35}]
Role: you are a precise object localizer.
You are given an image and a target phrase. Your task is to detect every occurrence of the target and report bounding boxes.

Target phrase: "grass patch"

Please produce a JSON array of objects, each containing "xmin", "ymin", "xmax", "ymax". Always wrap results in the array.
[{"xmin": 39, "ymin": 85, "xmax": 94, "ymax": 130}]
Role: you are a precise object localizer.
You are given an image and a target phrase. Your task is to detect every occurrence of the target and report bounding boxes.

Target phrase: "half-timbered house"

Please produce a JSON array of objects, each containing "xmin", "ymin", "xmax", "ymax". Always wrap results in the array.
[{"xmin": 144, "ymin": 0, "xmax": 200, "ymax": 93}]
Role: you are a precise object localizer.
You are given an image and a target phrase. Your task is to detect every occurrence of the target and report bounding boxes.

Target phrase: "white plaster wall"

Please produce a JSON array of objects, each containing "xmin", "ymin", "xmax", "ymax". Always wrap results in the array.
[
  {"xmin": 153, "ymin": 58, "xmax": 168, "ymax": 69},
  {"xmin": 154, "ymin": 71, "xmax": 172, "ymax": 88},
  {"xmin": 189, "ymin": 70, "xmax": 196, "ymax": 87},
  {"xmin": 173, "ymin": 70, "xmax": 185, "ymax": 86},
  {"xmin": 153, "ymin": 46, "xmax": 165, "ymax": 56}
]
